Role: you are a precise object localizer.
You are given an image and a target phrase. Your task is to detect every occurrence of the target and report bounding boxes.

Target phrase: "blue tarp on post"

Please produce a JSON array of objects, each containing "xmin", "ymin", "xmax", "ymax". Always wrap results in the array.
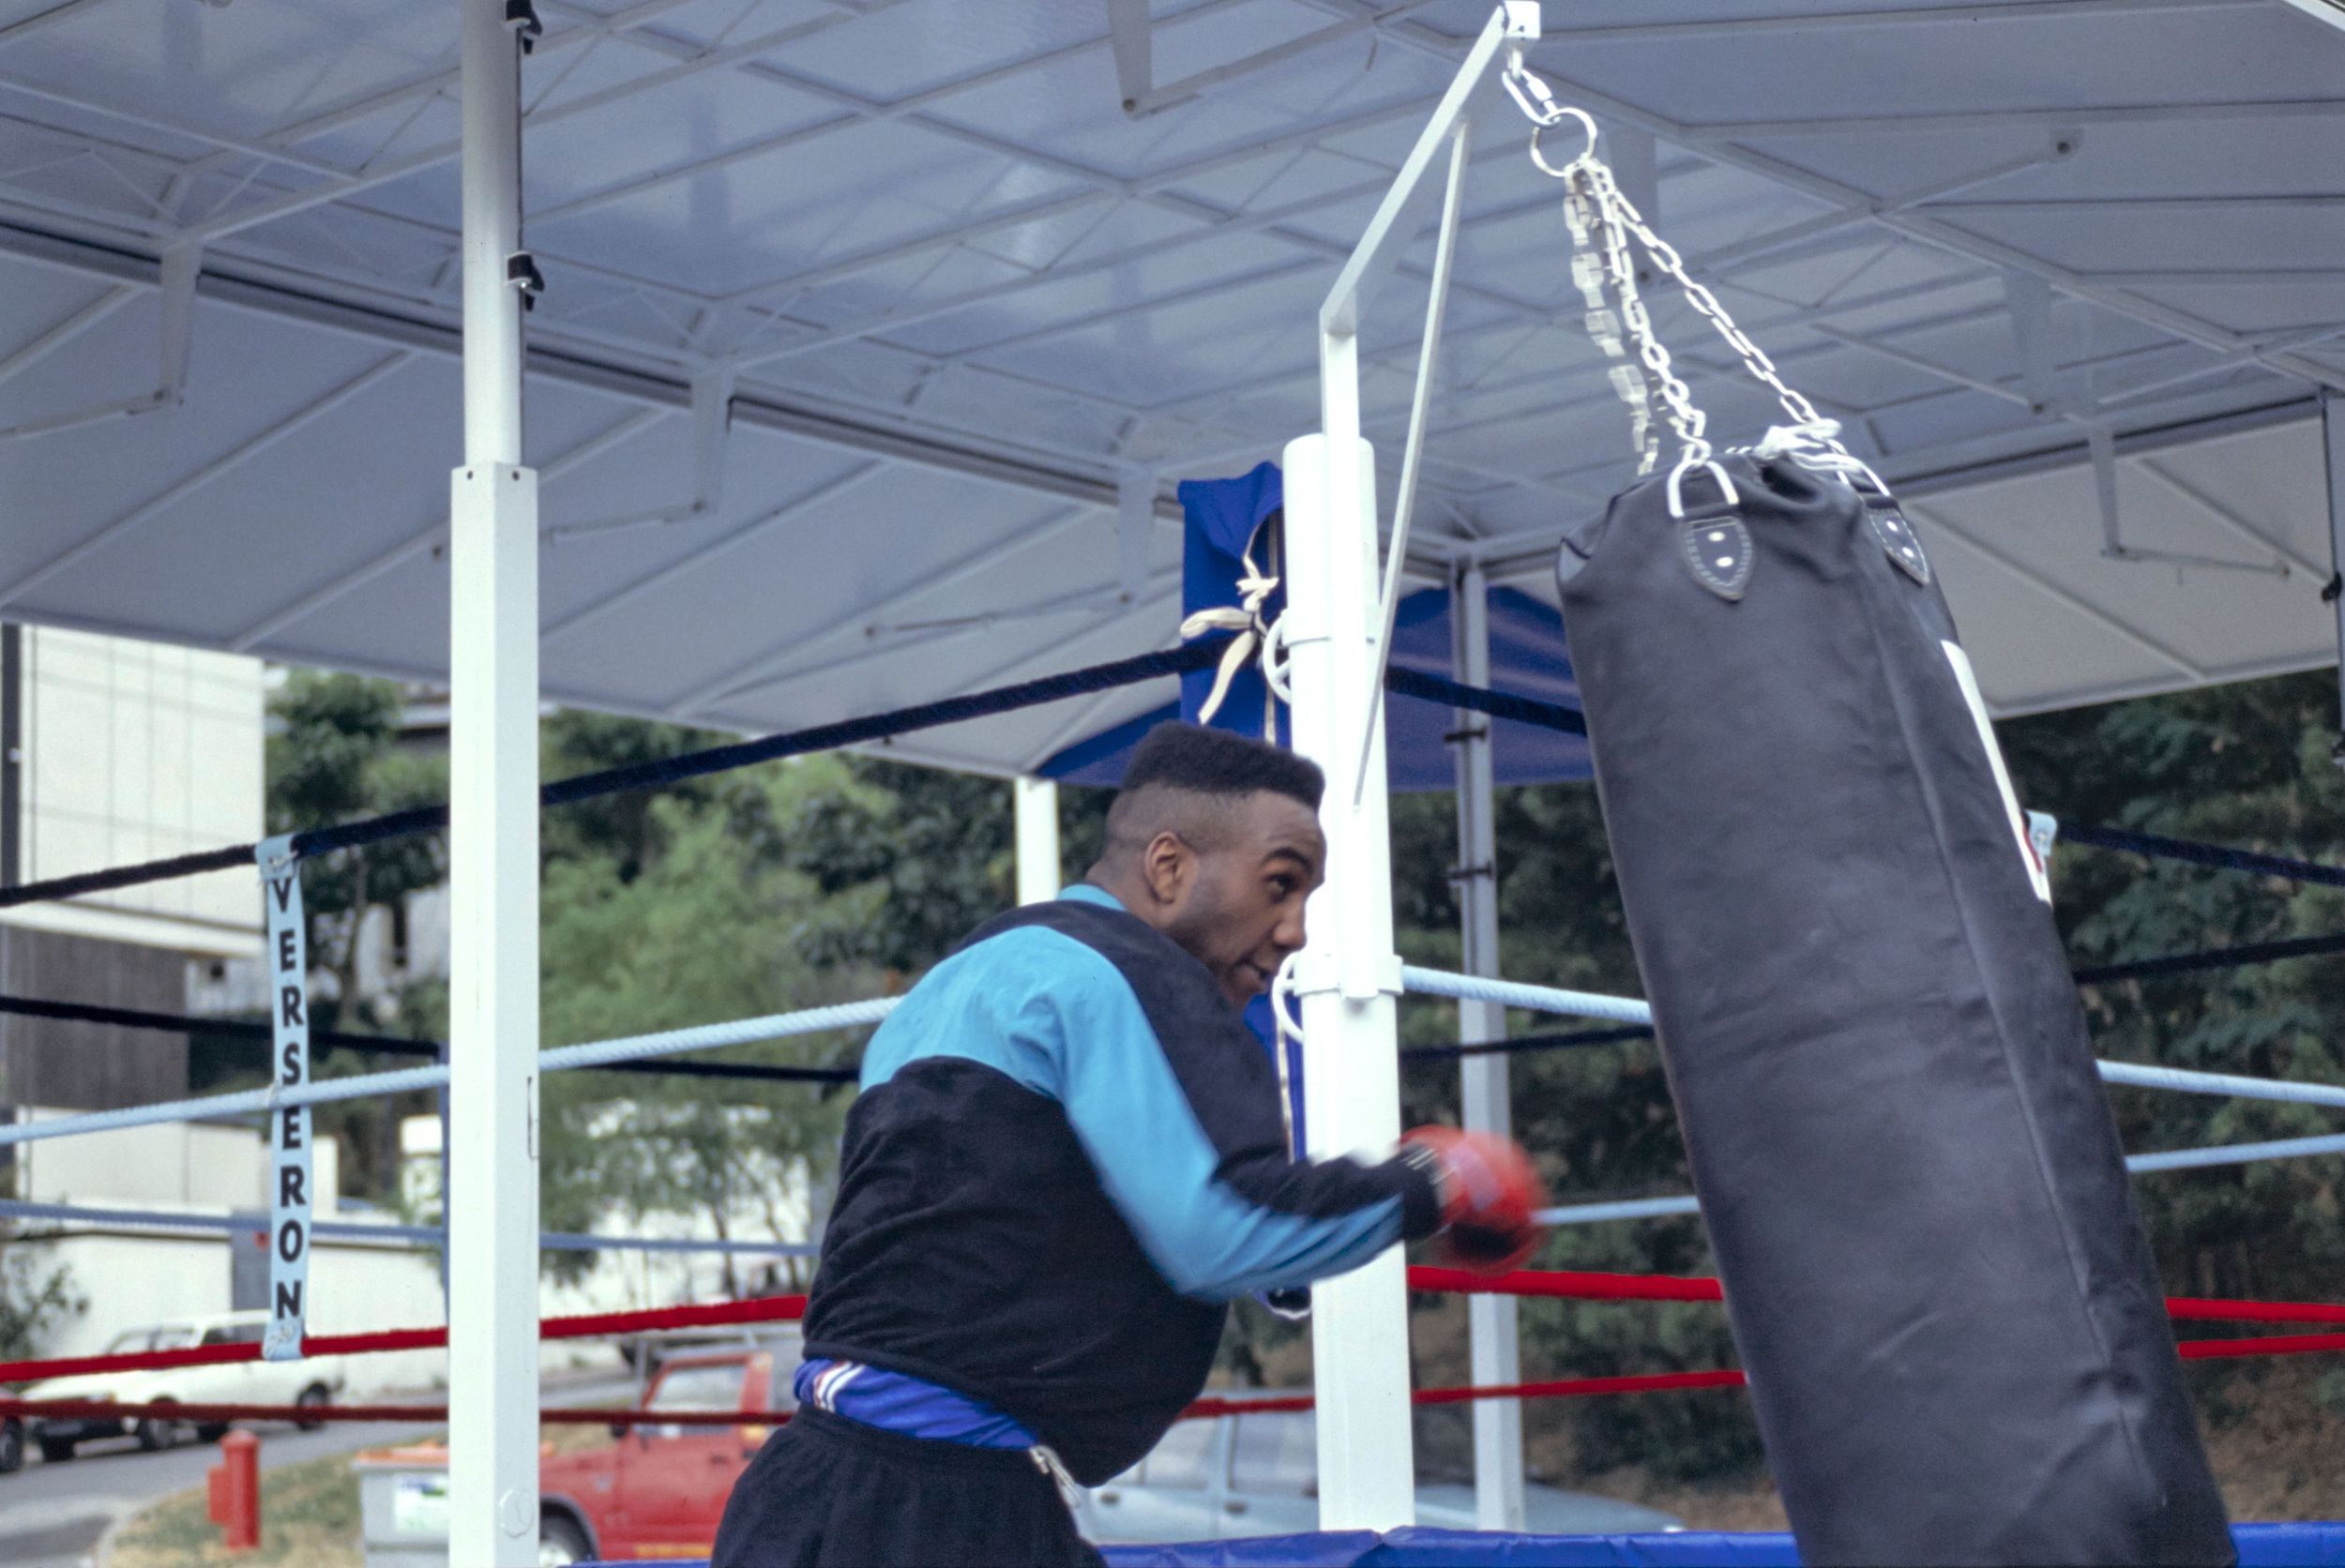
[
  {"xmin": 1038, "ymin": 465, "xmax": 1592, "ymax": 792},
  {"xmin": 584, "ymin": 1521, "xmax": 2345, "ymax": 1568}
]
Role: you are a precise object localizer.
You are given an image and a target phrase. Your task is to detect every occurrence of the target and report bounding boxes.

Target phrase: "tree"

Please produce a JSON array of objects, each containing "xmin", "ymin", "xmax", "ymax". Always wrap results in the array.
[
  {"xmin": 204, "ymin": 672, "xmax": 454, "ymax": 1202},
  {"xmin": 2001, "ymin": 671, "xmax": 2345, "ymax": 1310},
  {"xmin": 1372, "ymin": 671, "xmax": 2345, "ymax": 1483},
  {"xmin": 0, "ymin": 1238, "xmax": 83, "ymax": 1360},
  {"xmin": 536, "ymin": 759, "xmax": 876, "ymax": 1292}
]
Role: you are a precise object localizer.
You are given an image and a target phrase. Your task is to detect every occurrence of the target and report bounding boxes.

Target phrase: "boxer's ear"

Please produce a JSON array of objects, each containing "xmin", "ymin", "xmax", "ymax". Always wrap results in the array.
[{"xmin": 1138, "ymin": 828, "xmax": 1195, "ymax": 909}]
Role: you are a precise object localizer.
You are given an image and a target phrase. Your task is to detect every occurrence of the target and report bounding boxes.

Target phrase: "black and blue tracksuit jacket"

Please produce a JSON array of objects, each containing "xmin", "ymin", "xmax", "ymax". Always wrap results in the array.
[{"xmin": 798, "ymin": 883, "xmax": 1442, "ymax": 1485}]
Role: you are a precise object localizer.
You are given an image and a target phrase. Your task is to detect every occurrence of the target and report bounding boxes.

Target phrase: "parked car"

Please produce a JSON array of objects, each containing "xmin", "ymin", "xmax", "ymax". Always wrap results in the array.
[
  {"xmin": 535, "ymin": 1344, "xmax": 794, "ymax": 1563},
  {"xmin": 1071, "ymin": 1402, "xmax": 1685, "ymax": 1544},
  {"xmin": 17, "ymin": 1309, "xmax": 345, "ymax": 1460}
]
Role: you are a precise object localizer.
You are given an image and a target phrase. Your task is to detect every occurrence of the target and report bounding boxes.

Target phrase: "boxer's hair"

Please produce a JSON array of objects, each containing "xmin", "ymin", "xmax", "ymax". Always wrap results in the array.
[{"xmin": 1100, "ymin": 723, "xmax": 1323, "ymax": 858}]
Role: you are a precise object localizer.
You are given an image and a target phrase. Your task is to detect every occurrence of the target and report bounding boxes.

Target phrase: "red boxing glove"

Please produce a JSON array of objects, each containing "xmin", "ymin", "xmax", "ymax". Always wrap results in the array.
[{"xmin": 1399, "ymin": 1125, "xmax": 1549, "ymax": 1275}]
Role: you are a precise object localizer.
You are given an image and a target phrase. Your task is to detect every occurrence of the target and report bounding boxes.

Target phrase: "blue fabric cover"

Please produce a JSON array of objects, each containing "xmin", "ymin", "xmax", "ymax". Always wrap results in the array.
[
  {"xmin": 585, "ymin": 1519, "xmax": 2345, "ymax": 1568},
  {"xmin": 1038, "ymin": 465, "xmax": 1591, "ymax": 792}
]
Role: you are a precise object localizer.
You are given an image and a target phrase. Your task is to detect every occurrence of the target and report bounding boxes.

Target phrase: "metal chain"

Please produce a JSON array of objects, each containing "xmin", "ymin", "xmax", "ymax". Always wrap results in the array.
[
  {"xmin": 1560, "ymin": 183, "xmax": 1658, "ymax": 474},
  {"xmin": 1503, "ymin": 51, "xmax": 1893, "ymax": 500}
]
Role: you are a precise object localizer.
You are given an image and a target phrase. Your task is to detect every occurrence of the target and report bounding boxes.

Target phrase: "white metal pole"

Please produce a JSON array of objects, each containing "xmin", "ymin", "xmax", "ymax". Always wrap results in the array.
[
  {"xmin": 449, "ymin": 2, "xmax": 540, "ymax": 1562},
  {"xmin": 1285, "ymin": 6, "xmax": 1538, "ymax": 1531},
  {"xmin": 1450, "ymin": 563, "xmax": 1526, "ymax": 1530},
  {"xmin": 1285, "ymin": 420, "xmax": 1415, "ymax": 1530},
  {"xmin": 1014, "ymin": 776, "xmax": 1061, "ymax": 904},
  {"xmin": 2323, "ymin": 391, "xmax": 2345, "ymax": 770}
]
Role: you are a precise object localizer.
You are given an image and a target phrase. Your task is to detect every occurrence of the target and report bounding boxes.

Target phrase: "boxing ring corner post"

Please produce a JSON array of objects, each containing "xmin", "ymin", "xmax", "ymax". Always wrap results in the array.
[
  {"xmin": 1450, "ymin": 562, "xmax": 1528, "ymax": 1531},
  {"xmin": 2322, "ymin": 389, "xmax": 2345, "ymax": 770},
  {"xmin": 1015, "ymin": 776, "xmax": 1062, "ymax": 906},
  {"xmin": 451, "ymin": 2, "xmax": 542, "ymax": 1563},
  {"xmin": 1287, "ymin": 1, "xmax": 1539, "ymax": 1535}
]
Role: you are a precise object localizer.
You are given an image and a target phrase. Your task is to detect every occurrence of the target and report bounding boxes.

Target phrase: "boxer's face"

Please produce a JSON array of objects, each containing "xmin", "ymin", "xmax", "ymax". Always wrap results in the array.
[{"xmin": 1157, "ymin": 792, "xmax": 1324, "ymax": 1008}]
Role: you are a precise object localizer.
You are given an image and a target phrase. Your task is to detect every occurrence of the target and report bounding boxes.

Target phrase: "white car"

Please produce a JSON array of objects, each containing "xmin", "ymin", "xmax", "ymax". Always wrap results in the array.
[
  {"xmin": 1074, "ymin": 1404, "xmax": 1684, "ymax": 1545},
  {"xmin": 20, "ymin": 1310, "xmax": 345, "ymax": 1461}
]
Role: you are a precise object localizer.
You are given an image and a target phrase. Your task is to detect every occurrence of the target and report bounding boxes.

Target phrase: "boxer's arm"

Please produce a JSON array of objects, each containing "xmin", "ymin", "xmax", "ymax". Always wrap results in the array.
[{"xmin": 1041, "ymin": 945, "xmax": 1440, "ymax": 1302}]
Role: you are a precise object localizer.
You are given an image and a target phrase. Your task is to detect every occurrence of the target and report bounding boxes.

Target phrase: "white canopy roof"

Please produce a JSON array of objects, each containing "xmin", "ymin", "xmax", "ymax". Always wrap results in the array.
[{"xmin": 1, "ymin": 0, "xmax": 2339, "ymax": 775}]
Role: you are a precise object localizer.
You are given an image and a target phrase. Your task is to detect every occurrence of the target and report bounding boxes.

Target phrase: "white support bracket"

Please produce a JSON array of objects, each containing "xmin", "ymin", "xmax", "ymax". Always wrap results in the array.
[
  {"xmin": 2091, "ymin": 424, "xmax": 2290, "ymax": 579},
  {"xmin": 540, "ymin": 365, "xmax": 734, "ymax": 544},
  {"xmin": 0, "ymin": 243, "xmax": 198, "ymax": 441}
]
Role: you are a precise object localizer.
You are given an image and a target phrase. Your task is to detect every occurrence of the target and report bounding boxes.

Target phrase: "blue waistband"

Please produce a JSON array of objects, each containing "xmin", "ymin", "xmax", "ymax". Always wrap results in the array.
[{"xmin": 794, "ymin": 1357, "xmax": 1039, "ymax": 1449}]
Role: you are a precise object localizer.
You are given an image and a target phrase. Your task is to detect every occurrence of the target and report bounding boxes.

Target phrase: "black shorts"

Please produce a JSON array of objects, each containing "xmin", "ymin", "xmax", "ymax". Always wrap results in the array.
[{"xmin": 711, "ymin": 1406, "xmax": 1106, "ymax": 1568}]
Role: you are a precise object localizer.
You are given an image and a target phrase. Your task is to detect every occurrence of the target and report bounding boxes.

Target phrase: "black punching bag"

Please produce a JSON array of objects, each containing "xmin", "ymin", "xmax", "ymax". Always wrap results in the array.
[{"xmin": 1554, "ymin": 454, "xmax": 2232, "ymax": 1565}]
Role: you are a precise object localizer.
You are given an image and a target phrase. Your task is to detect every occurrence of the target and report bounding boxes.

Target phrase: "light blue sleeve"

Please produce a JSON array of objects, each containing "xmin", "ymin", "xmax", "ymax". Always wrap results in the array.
[{"xmin": 1032, "ymin": 933, "xmax": 1407, "ymax": 1302}]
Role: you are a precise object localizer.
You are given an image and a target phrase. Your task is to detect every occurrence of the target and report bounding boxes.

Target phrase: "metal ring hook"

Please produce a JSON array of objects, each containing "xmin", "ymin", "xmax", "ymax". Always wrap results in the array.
[{"xmin": 1527, "ymin": 108, "xmax": 1599, "ymax": 179}]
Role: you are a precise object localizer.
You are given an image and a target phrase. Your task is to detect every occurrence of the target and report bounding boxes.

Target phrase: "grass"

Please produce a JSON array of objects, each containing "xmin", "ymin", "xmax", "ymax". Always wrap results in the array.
[
  {"xmin": 105, "ymin": 1425, "xmax": 623, "ymax": 1568},
  {"xmin": 109, "ymin": 1449, "xmax": 364, "ymax": 1568}
]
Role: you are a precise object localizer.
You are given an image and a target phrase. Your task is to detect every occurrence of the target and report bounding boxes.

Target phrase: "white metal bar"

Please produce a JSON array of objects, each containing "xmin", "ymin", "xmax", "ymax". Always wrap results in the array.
[
  {"xmin": 1285, "ymin": 426, "xmax": 1415, "ymax": 1533},
  {"xmin": 2323, "ymin": 392, "xmax": 2345, "ymax": 760},
  {"xmin": 1320, "ymin": 6, "xmax": 1522, "ymax": 339},
  {"xmin": 1014, "ymin": 777, "xmax": 1062, "ymax": 905},
  {"xmin": 1292, "ymin": 17, "xmax": 1531, "ymax": 1515},
  {"xmin": 1353, "ymin": 120, "xmax": 1467, "ymax": 807},
  {"xmin": 1450, "ymin": 562, "xmax": 1524, "ymax": 1530},
  {"xmin": 449, "ymin": 1, "xmax": 538, "ymax": 1561}
]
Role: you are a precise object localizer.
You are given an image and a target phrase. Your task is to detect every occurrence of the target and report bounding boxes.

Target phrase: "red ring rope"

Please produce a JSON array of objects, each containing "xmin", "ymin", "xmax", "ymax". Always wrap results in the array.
[
  {"xmin": 0, "ymin": 1293, "xmax": 807, "ymax": 1384},
  {"xmin": 12, "ymin": 1329, "xmax": 2341, "ymax": 1435},
  {"xmin": 4, "ymin": 1270, "xmax": 2339, "ymax": 1388},
  {"xmin": 1408, "ymin": 1266, "xmax": 2345, "ymax": 1325}
]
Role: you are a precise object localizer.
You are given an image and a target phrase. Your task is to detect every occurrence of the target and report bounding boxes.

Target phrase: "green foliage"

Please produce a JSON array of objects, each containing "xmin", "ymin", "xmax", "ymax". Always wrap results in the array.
[
  {"xmin": 265, "ymin": 671, "xmax": 447, "ymax": 1029},
  {"xmin": 2001, "ymin": 671, "xmax": 2345, "ymax": 1309},
  {"xmin": 536, "ymin": 751, "xmax": 876, "ymax": 1289},
  {"xmin": 761, "ymin": 756, "xmax": 1014, "ymax": 976},
  {"xmin": 0, "ymin": 1242, "xmax": 84, "ymax": 1360},
  {"xmin": 1377, "ymin": 671, "xmax": 2344, "ymax": 1481}
]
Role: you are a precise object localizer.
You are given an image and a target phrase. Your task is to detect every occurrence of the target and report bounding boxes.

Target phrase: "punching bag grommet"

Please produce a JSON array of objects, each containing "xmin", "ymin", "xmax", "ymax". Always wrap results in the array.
[
  {"xmin": 1678, "ymin": 509, "xmax": 1752, "ymax": 600},
  {"xmin": 1868, "ymin": 504, "xmax": 1932, "ymax": 586}
]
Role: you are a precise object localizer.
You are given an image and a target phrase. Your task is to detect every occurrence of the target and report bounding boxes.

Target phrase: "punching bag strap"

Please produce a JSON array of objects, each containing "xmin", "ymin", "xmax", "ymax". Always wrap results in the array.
[
  {"xmin": 1670, "ymin": 460, "xmax": 1749, "ymax": 601},
  {"xmin": 1868, "ymin": 502, "xmax": 1932, "ymax": 586}
]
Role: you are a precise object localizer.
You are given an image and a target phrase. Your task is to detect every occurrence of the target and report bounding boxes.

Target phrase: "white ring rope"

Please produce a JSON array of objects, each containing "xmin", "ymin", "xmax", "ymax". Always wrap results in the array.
[
  {"xmin": 0, "ymin": 1199, "xmax": 822, "ymax": 1258},
  {"xmin": 1536, "ymin": 1131, "xmax": 2345, "ymax": 1228},
  {"xmin": 0, "ymin": 995, "xmax": 900, "ymax": 1149},
  {"xmin": 1399, "ymin": 966, "xmax": 2345, "ymax": 1110}
]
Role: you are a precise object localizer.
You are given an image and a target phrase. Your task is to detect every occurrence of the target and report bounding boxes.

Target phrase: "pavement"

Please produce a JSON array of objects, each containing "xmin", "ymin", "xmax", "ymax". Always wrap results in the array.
[{"xmin": 0, "ymin": 1371, "xmax": 638, "ymax": 1568}]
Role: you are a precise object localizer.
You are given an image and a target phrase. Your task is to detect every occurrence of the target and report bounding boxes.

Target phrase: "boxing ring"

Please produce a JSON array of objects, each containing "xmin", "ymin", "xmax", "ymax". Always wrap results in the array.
[
  {"xmin": 2, "ymin": 647, "xmax": 2342, "ymax": 1558},
  {"xmin": 1, "ymin": 2, "xmax": 2342, "ymax": 1563}
]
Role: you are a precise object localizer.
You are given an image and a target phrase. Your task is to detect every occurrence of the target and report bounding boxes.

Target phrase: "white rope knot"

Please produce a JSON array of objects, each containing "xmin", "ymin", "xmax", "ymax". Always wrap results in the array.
[
  {"xmin": 1749, "ymin": 417, "xmax": 1865, "ymax": 475},
  {"xmin": 1178, "ymin": 543, "xmax": 1286, "ymax": 734},
  {"xmin": 1746, "ymin": 418, "xmax": 1894, "ymax": 498}
]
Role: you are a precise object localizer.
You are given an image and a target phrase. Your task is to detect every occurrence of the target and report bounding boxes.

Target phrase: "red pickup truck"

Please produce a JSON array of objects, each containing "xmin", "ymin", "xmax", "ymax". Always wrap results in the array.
[{"xmin": 537, "ymin": 1348, "xmax": 788, "ymax": 1563}]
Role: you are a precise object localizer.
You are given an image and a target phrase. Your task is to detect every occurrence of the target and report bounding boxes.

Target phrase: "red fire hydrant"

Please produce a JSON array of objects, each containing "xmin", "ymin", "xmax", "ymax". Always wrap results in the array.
[{"xmin": 206, "ymin": 1429, "xmax": 260, "ymax": 1552}]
